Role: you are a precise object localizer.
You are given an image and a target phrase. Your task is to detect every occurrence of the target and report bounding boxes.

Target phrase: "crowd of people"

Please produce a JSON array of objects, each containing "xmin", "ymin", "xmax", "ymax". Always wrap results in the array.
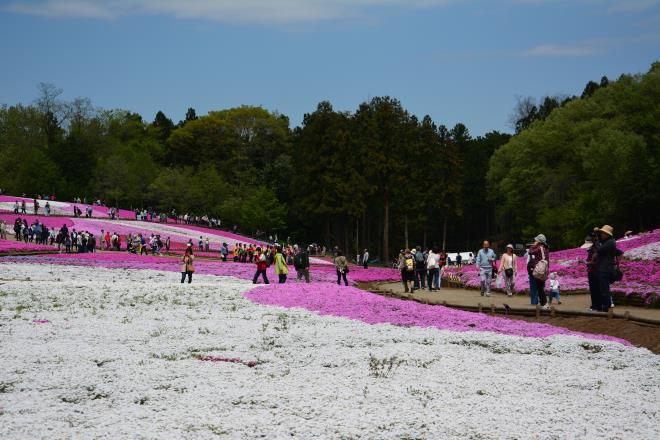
[
  {"xmin": 467, "ymin": 224, "xmax": 622, "ymax": 312},
  {"xmin": 395, "ymin": 247, "xmax": 449, "ymax": 293},
  {"xmin": 0, "ymin": 194, "xmax": 626, "ymax": 307}
]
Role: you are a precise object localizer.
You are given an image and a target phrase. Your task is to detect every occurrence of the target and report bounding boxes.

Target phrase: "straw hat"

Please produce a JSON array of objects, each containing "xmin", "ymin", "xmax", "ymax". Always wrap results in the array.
[
  {"xmin": 506, "ymin": 244, "xmax": 514, "ymax": 249},
  {"xmin": 597, "ymin": 225, "xmax": 614, "ymax": 237}
]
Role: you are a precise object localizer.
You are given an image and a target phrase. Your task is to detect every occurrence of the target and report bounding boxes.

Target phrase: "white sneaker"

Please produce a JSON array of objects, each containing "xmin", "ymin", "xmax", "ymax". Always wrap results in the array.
[{"xmin": 541, "ymin": 305, "xmax": 550, "ymax": 310}]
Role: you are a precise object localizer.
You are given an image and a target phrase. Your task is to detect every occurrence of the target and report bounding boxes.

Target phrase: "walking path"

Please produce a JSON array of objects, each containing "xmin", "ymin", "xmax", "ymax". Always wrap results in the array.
[{"xmin": 372, "ymin": 281, "xmax": 660, "ymax": 321}]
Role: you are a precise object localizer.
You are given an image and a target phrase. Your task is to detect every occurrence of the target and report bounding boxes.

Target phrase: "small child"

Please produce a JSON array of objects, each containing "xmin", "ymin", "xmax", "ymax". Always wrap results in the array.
[{"xmin": 549, "ymin": 272, "xmax": 561, "ymax": 305}]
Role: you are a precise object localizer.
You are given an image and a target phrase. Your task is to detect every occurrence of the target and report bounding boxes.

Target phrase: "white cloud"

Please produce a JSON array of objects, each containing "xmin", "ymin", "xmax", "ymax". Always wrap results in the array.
[
  {"xmin": 521, "ymin": 43, "xmax": 602, "ymax": 57},
  {"xmin": 1, "ymin": 0, "xmax": 460, "ymax": 23},
  {"xmin": 2, "ymin": 0, "xmax": 658, "ymax": 23}
]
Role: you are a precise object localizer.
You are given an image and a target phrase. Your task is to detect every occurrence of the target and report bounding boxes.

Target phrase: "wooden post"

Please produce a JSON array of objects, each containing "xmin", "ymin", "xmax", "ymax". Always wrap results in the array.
[
  {"xmin": 478, "ymin": 303, "xmax": 482, "ymax": 313},
  {"xmin": 490, "ymin": 304, "xmax": 495, "ymax": 316},
  {"xmin": 535, "ymin": 304, "xmax": 540, "ymax": 319},
  {"xmin": 624, "ymin": 311, "xmax": 630, "ymax": 321},
  {"xmin": 608, "ymin": 307, "xmax": 614, "ymax": 319}
]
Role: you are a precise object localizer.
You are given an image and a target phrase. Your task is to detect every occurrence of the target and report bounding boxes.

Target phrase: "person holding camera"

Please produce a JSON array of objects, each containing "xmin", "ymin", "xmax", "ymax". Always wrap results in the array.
[{"xmin": 591, "ymin": 225, "xmax": 623, "ymax": 312}]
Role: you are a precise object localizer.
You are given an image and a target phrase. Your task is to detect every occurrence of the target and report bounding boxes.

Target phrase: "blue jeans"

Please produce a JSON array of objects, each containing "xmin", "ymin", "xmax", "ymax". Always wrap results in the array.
[
  {"xmin": 528, "ymin": 272, "xmax": 538, "ymax": 305},
  {"xmin": 427, "ymin": 268, "xmax": 439, "ymax": 290},
  {"xmin": 551, "ymin": 289, "xmax": 560, "ymax": 302}
]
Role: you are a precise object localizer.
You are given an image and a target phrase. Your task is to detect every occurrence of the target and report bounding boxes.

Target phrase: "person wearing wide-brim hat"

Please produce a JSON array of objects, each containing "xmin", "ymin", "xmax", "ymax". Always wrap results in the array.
[
  {"xmin": 527, "ymin": 234, "xmax": 550, "ymax": 309},
  {"xmin": 592, "ymin": 225, "xmax": 623, "ymax": 312}
]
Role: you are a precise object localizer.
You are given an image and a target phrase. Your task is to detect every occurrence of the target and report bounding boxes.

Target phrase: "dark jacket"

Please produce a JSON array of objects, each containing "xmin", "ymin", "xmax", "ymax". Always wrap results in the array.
[{"xmin": 594, "ymin": 238, "xmax": 622, "ymax": 273}]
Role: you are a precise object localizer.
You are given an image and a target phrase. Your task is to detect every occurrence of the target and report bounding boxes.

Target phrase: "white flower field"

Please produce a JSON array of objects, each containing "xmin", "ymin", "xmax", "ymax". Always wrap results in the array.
[{"xmin": 0, "ymin": 262, "xmax": 658, "ymax": 439}]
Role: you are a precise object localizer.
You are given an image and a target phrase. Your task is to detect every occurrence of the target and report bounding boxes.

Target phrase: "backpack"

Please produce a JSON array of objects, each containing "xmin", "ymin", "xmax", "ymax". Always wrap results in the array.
[
  {"xmin": 267, "ymin": 253, "xmax": 274, "ymax": 267},
  {"xmin": 405, "ymin": 257, "xmax": 414, "ymax": 272},
  {"xmin": 293, "ymin": 253, "xmax": 303, "ymax": 269},
  {"xmin": 532, "ymin": 246, "xmax": 549, "ymax": 281},
  {"xmin": 415, "ymin": 252, "xmax": 425, "ymax": 268}
]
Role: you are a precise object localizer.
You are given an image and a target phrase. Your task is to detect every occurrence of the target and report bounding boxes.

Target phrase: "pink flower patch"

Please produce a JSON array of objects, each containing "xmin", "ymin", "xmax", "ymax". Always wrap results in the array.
[{"xmin": 198, "ymin": 355, "xmax": 258, "ymax": 367}]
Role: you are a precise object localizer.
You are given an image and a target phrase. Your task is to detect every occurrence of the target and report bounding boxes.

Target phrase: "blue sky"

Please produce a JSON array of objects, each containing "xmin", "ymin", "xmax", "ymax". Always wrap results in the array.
[{"xmin": 0, "ymin": 0, "xmax": 658, "ymax": 135}]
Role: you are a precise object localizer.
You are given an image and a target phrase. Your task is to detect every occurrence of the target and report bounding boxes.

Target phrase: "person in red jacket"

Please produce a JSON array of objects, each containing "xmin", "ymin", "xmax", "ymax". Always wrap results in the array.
[{"xmin": 253, "ymin": 247, "xmax": 270, "ymax": 284}]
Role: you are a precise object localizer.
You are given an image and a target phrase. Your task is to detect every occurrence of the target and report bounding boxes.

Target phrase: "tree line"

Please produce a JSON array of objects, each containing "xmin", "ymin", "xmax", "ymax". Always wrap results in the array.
[{"xmin": 1, "ymin": 63, "xmax": 657, "ymax": 260}]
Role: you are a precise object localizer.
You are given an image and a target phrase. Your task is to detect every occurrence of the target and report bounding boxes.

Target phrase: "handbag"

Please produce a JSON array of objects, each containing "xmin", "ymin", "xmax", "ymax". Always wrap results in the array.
[
  {"xmin": 532, "ymin": 247, "xmax": 549, "ymax": 281},
  {"xmin": 505, "ymin": 268, "xmax": 514, "ymax": 277}
]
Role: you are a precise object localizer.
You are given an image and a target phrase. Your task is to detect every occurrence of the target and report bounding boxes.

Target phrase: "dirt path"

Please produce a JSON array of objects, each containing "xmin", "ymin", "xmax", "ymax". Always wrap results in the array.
[{"xmin": 366, "ymin": 282, "xmax": 660, "ymax": 354}]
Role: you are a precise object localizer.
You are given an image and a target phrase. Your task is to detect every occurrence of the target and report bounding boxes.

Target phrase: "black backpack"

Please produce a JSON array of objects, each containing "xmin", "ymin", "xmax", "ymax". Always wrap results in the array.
[{"xmin": 293, "ymin": 253, "xmax": 303, "ymax": 269}]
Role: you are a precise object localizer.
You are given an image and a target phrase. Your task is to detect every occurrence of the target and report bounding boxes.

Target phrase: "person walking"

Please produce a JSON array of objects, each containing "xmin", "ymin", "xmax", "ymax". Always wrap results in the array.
[
  {"xmin": 273, "ymin": 246, "xmax": 288, "ymax": 284},
  {"xmin": 426, "ymin": 246, "xmax": 440, "ymax": 291},
  {"xmin": 527, "ymin": 234, "xmax": 550, "ymax": 309},
  {"xmin": 399, "ymin": 249, "xmax": 415, "ymax": 293},
  {"xmin": 0, "ymin": 220, "xmax": 6, "ymax": 239},
  {"xmin": 334, "ymin": 251, "xmax": 349, "ymax": 286},
  {"xmin": 524, "ymin": 244, "xmax": 538, "ymax": 305},
  {"xmin": 548, "ymin": 272, "xmax": 561, "ymax": 305},
  {"xmin": 181, "ymin": 245, "xmax": 194, "ymax": 284},
  {"xmin": 293, "ymin": 245, "xmax": 311, "ymax": 283},
  {"xmin": 413, "ymin": 246, "xmax": 427, "ymax": 290},
  {"xmin": 582, "ymin": 234, "xmax": 600, "ymax": 311},
  {"xmin": 498, "ymin": 244, "xmax": 518, "ymax": 296},
  {"xmin": 476, "ymin": 241, "xmax": 496, "ymax": 297},
  {"xmin": 362, "ymin": 249, "xmax": 369, "ymax": 269},
  {"xmin": 252, "ymin": 246, "xmax": 270, "ymax": 284},
  {"xmin": 592, "ymin": 225, "xmax": 622, "ymax": 312}
]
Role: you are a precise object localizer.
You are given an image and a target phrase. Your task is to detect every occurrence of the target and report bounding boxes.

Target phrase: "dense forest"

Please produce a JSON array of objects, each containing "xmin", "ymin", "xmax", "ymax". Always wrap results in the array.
[{"xmin": 1, "ymin": 63, "xmax": 658, "ymax": 260}]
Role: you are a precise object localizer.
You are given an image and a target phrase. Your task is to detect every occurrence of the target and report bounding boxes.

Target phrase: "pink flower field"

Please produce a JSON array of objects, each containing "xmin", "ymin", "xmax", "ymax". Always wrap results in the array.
[
  {"xmin": 0, "ymin": 195, "xmax": 134, "ymax": 219},
  {"xmin": 245, "ymin": 283, "xmax": 627, "ymax": 343},
  {"xmin": 0, "ymin": 239, "xmax": 58, "ymax": 254}
]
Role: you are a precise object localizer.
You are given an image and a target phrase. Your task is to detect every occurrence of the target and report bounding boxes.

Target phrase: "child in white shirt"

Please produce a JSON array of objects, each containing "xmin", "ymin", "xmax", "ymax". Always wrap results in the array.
[{"xmin": 549, "ymin": 272, "xmax": 561, "ymax": 305}]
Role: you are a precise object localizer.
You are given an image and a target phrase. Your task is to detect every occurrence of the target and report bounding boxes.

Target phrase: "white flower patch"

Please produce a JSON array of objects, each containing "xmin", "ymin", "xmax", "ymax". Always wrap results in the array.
[
  {"xmin": 624, "ymin": 241, "xmax": 660, "ymax": 261},
  {"xmin": 0, "ymin": 263, "xmax": 658, "ymax": 439}
]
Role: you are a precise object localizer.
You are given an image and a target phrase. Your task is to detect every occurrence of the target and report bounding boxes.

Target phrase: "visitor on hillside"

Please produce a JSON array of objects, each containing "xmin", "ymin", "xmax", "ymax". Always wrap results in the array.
[
  {"xmin": 413, "ymin": 246, "xmax": 427, "ymax": 291},
  {"xmin": 498, "ymin": 244, "xmax": 517, "ymax": 297},
  {"xmin": 181, "ymin": 245, "xmax": 194, "ymax": 284},
  {"xmin": 549, "ymin": 272, "xmax": 561, "ymax": 305},
  {"xmin": 527, "ymin": 234, "xmax": 550, "ymax": 309},
  {"xmin": 362, "ymin": 249, "xmax": 369, "ymax": 269},
  {"xmin": 21, "ymin": 200, "xmax": 26, "ymax": 214},
  {"xmin": 253, "ymin": 246, "xmax": 270, "ymax": 284},
  {"xmin": 426, "ymin": 246, "xmax": 440, "ymax": 291},
  {"xmin": 399, "ymin": 249, "xmax": 415, "ymax": 293},
  {"xmin": 293, "ymin": 245, "xmax": 311, "ymax": 283},
  {"xmin": 582, "ymin": 234, "xmax": 599, "ymax": 310},
  {"xmin": 0, "ymin": 220, "xmax": 6, "ymax": 239},
  {"xmin": 476, "ymin": 241, "xmax": 496, "ymax": 297},
  {"xmin": 13, "ymin": 201, "xmax": 19, "ymax": 214},
  {"xmin": 165, "ymin": 237, "xmax": 171, "ymax": 252},
  {"xmin": 45, "ymin": 202, "xmax": 51, "ymax": 216},
  {"xmin": 524, "ymin": 243, "xmax": 538, "ymax": 305},
  {"xmin": 592, "ymin": 225, "xmax": 623, "ymax": 312},
  {"xmin": 33, "ymin": 199, "xmax": 39, "ymax": 215},
  {"xmin": 334, "ymin": 250, "xmax": 349, "ymax": 286},
  {"xmin": 221, "ymin": 242, "xmax": 228, "ymax": 261},
  {"xmin": 456, "ymin": 253, "xmax": 462, "ymax": 267},
  {"xmin": 273, "ymin": 246, "xmax": 288, "ymax": 284}
]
